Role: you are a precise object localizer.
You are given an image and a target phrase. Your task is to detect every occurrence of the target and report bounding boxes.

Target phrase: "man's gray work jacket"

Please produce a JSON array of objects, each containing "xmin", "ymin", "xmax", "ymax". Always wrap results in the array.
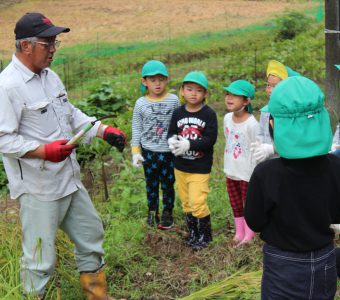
[{"xmin": 0, "ymin": 55, "xmax": 100, "ymax": 201}]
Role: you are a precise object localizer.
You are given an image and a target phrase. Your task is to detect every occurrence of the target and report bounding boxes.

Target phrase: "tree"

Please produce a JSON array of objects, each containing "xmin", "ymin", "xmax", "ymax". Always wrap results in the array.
[{"xmin": 325, "ymin": 0, "xmax": 340, "ymax": 119}]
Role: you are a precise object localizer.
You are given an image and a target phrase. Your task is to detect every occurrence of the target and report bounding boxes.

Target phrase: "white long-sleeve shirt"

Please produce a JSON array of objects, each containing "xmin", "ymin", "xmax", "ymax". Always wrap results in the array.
[
  {"xmin": 223, "ymin": 112, "xmax": 259, "ymax": 182},
  {"xmin": 0, "ymin": 54, "xmax": 100, "ymax": 201}
]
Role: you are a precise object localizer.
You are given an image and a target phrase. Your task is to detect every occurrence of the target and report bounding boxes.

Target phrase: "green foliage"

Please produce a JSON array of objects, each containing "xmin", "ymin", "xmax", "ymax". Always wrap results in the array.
[
  {"xmin": 0, "ymin": 159, "xmax": 8, "ymax": 196},
  {"xmin": 275, "ymin": 12, "xmax": 311, "ymax": 41},
  {"xmin": 76, "ymin": 81, "xmax": 134, "ymax": 119},
  {"xmin": 74, "ymin": 81, "xmax": 134, "ymax": 165}
]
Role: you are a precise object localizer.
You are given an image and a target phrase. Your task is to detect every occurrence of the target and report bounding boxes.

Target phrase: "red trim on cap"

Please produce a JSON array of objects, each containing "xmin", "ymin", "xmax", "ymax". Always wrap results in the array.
[{"xmin": 42, "ymin": 18, "xmax": 52, "ymax": 25}]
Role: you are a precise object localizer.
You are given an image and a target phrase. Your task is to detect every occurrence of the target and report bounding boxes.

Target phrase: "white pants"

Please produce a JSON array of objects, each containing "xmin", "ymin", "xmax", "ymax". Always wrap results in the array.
[{"xmin": 19, "ymin": 186, "xmax": 104, "ymax": 297}]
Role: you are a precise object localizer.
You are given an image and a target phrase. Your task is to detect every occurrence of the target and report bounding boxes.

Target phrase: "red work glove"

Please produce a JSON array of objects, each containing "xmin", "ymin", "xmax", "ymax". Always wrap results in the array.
[
  {"xmin": 44, "ymin": 140, "xmax": 75, "ymax": 162},
  {"xmin": 103, "ymin": 126, "xmax": 126, "ymax": 152}
]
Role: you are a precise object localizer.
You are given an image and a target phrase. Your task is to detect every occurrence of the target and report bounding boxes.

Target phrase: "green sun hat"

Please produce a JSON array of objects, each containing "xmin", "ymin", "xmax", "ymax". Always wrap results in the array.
[
  {"xmin": 335, "ymin": 65, "xmax": 340, "ymax": 70},
  {"xmin": 141, "ymin": 60, "xmax": 168, "ymax": 77},
  {"xmin": 182, "ymin": 71, "xmax": 208, "ymax": 89},
  {"xmin": 285, "ymin": 66, "xmax": 301, "ymax": 77},
  {"xmin": 223, "ymin": 80, "xmax": 255, "ymax": 99},
  {"xmin": 223, "ymin": 80, "xmax": 255, "ymax": 113},
  {"xmin": 140, "ymin": 60, "xmax": 168, "ymax": 95},
  {"xmin": 266, "ymin": 76, "xmax": 332, "ymax": 159}
]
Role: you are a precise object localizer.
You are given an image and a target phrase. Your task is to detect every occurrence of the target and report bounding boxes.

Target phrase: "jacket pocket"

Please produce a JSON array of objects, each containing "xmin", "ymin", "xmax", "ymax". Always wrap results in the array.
[{"xmin": 22, "ymin": 101, "xmax": 56, "ymax": 137}]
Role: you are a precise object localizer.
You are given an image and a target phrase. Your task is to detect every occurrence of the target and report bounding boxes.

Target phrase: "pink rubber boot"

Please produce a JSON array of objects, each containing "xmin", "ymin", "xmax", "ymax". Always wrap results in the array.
[
  {"xmin": 233, "ymin": 217, "xmax": 245, "ymax": 242},
  {"xmin": 236, "ymin": 219, "xmax": 255, "ymax": 247}
]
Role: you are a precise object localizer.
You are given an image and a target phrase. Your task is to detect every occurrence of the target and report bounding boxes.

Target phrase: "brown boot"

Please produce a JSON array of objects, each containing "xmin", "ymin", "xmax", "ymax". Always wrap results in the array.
[{"xmin": 80, "ymin": 267, "xmax": 115, "ymax": 300}]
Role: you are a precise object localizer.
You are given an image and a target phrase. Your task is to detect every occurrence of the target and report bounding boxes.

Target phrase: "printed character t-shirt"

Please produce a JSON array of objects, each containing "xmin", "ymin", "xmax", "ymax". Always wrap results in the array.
[
  {"xmin": 223, "ymin": 112, "xmax": 259, "ymax": 181},
  {"xmin": 168, "ymin": 105, "xmax": 217, "ymax": 174}
]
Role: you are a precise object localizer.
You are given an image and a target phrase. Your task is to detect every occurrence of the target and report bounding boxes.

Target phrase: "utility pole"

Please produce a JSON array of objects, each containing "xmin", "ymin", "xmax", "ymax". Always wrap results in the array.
[{"xmin": 325, "ymin": 0, "xmax": 340, "ymax": 119}]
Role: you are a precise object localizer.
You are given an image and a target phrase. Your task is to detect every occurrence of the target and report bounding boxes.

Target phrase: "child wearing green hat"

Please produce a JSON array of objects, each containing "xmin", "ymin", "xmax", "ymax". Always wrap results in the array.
[
  {"xmin": 167, "ymin": 71, "xmax": 217, "ymax": 251},
  {"xmin": 245, "ymin": 76, "xmax": 340, "ymax": 299},
  {"xmin": 251, "ymin": 60, "xmax": 300, "ymax": 163},
  {"xmin": 331, "ymin": 123, "xmax": 340, "ymax": 156},
  {"xmin": 131, "ymin": 60, "xmax": 180, "ymax": 229},
  {"xmin": 223, "ymin": 79, "xmax": 259, "ymax": 247}
]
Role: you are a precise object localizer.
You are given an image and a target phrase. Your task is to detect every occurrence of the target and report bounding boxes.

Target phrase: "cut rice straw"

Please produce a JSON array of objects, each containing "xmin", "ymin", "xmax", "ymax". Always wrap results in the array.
[{"xmin": 178, "ymin": 268, "xmax": 262, "ymax": 300}]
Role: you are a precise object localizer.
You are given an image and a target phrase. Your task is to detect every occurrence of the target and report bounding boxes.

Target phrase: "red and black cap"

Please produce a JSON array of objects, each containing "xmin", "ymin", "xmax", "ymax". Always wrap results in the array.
[{"xmin": 15, "ymin": 12, "xmax": 70, "ymax": 40}]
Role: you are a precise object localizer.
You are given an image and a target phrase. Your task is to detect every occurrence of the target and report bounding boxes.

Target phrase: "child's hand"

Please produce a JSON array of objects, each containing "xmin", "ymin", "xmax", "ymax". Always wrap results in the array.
[
  {"xmin": 168, "ymin": 135, "xmax": 178, "ymax": 150},
  {"xmin": 250, "ymin": 139, "xmax": 274, "ymax": 163},
  {"xmin": 172, "ymin": 136, "xmax": 190, "ymax": 156},
  {"xmin": 132, "ymin": 153, "xmax": 144, "ymax": 167}
]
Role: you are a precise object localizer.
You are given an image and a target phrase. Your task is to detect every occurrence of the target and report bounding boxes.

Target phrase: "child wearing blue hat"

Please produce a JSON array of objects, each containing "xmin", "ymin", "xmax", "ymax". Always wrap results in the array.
[
  {"xmin": 131, "ymin": 60, "xmax": 180, "ymax": 229},
  {"xmin": 251, "ymin": 60, "xmax": 300, "ymax": 163},
  {"xmin": 167, "ymin": 71, "xmax": 217, "ymax": 251},
  {"xmin": 245, "ymin": 76, "xmax": 340, "ymax": 300},
  {"xmin": 223, "ymin": 79, "xmax": 259, "ymax": 247}
]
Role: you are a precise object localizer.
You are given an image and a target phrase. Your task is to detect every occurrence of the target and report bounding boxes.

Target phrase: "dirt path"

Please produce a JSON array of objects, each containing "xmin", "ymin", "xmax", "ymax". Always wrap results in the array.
[{"xmin": 0, "ymin": 0, "xmax": 317, "ymax": 59}]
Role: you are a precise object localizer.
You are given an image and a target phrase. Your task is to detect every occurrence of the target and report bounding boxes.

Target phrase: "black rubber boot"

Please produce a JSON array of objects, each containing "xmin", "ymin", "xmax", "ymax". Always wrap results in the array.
[
  {"xmin": 185, "ymin": 213, "xmax": 198, "ymax": 247},
  {"xmin": 192, "ymin": 215, "xmax": 212, "ymax": 251}
]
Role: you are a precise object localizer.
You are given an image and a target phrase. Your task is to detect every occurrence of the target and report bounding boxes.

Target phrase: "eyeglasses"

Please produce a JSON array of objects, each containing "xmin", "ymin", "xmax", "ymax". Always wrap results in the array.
[
  {"xmin": 34, "ymin": 40, "xmax": 61, "ymax": 49},
  {"xmin": 265, "ymin": 84, "xmax": 277, "ymax": 90}
]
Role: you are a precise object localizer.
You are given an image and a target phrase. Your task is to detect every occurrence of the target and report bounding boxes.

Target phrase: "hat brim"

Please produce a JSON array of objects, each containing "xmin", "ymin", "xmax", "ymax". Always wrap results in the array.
[
  {"xmin": 273, "ymin": 108, "xmax": 332, "ymax": 159},
  {"xmin": 142, "ymin": 70, "xmax": 168, "ymax": 77},
  {"xmin": 36, "ymin": 26, "xmax": 70, "ymax": 38},
  {"xmin": 335, "ymin": 65, "xmax": 340, "ymax": 70},
  {"xmin": 223, "ymin": 86, "xmax": 247, "ymax": 97},
  {"xmin": 184, "ymin": 80, "xmax": 208, "ymax": 90},
  {"xmin": 260, "ymin": 105, "xmax": 269, "ymax": 112}
]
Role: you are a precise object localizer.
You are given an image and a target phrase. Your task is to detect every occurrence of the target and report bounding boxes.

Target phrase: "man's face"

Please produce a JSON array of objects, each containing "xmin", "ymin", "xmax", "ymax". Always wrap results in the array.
[{"xmin": 29, "ymin": 36, "xmax": 57, "ymax": 73}]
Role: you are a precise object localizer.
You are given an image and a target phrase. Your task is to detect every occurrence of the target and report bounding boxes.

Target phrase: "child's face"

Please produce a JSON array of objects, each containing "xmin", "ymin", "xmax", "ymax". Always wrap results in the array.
[
  {"xmin": 265, "ymin": 75, "xmax": 282, "ymax": 99},
  {"xmin": 181, "ymin": 82, "xmax": 207, "ymax": 107},
  {"xmin": 224, "ymin": 92, "xmax": 249, "ymax": 112},
  {"xmin": 141, "ymin": 75, "xmax": 168, "ymax": 98}
]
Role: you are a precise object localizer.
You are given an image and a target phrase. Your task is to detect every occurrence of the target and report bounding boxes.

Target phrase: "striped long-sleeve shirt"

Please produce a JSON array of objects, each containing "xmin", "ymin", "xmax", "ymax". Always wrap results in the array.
[{"xmin": 131, "ymin": 93, "xmax": 180, "ymax": 154}]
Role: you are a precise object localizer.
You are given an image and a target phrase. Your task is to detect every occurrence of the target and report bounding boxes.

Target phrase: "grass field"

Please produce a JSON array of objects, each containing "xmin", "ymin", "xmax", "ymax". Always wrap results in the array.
[{"xmin": 0, "ymin": 0, "xmax": 317, "ymax": 59}]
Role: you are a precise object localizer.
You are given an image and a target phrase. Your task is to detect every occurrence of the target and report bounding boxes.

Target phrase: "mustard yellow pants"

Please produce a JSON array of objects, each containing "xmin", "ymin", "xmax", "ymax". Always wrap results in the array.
[{"xmin": 174, "ymin": 169, "xmax": 210, "ymax": 218}]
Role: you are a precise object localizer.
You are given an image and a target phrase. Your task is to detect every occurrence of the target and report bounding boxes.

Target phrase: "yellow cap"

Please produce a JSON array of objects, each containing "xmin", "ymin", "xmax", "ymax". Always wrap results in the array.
[{"xmin": 266, "ymin": 60, "xmax": 288, "ymax": 80}]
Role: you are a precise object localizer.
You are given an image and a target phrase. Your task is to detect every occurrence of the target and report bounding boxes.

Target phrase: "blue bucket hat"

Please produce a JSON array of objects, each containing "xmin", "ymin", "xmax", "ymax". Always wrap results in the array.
[{"xmin": 262, "ymin": 76, "xmax": 332, "ymax": 159}]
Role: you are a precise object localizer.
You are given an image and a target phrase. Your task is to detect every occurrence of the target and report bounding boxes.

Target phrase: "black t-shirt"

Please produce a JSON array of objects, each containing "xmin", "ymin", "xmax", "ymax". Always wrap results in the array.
[
  {"xmin": 245, "ymin": 154, "xmax": 340, "ymax": 252},
  {"xmin": 167, "ymin": 104, "xmax": 217, "ymax": 174}
]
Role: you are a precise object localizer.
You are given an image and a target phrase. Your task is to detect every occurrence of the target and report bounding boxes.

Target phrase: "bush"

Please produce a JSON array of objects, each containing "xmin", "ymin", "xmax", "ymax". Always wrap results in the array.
[{"xmin": 275, "ymin": 12, "xmax": 311, "ymax": 41}]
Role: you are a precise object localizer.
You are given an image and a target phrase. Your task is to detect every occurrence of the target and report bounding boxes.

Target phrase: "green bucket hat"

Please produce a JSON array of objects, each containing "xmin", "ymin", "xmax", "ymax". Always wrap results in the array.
[
  {"xmin": 182, "ymin": 71, "xmax": 208, "ymax": 89},
  {"xmin": 223, "ymin": 80, "xmax": 255, "ymax": 113},
  {"xmin": 140, "ymin": 60, "xmax": 168, "ymax": 95},
  {"xmin": 263, "ymin": 76, "xmax": 332, "ymax": 159}
]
